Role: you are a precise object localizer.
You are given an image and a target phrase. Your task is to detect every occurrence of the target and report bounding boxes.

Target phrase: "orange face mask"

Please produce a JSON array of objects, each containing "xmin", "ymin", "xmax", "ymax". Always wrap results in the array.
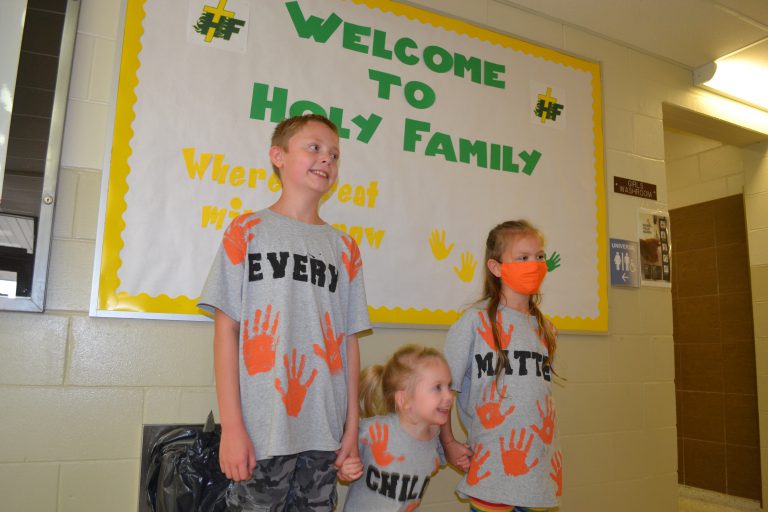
[{"xmin": 499, "ymin": 261, "xmax": 548, "ymax": 294}]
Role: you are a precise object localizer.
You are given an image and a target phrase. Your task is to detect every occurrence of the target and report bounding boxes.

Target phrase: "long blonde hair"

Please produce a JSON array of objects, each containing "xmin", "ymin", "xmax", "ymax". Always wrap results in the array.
[
  {"xmin": 359, "ymin": 344, "xmax": 447, "ymax": 418},
  {"xmin": 481, "ymin": 220, "xmax": 557, "ymax": 380}
]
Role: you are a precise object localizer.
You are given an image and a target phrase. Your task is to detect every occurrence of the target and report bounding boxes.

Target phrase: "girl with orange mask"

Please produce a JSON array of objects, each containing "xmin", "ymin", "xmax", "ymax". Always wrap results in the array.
[{"xmin": 441, "ymin": 220, "xmax": 561, "ymax": 512}]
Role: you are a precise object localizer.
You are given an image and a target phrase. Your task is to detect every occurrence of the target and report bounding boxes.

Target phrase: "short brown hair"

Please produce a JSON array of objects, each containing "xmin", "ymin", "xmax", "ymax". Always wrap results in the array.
[{"xmin": 270, "ymin": 114, "xmax": 339, "ymax": 176}]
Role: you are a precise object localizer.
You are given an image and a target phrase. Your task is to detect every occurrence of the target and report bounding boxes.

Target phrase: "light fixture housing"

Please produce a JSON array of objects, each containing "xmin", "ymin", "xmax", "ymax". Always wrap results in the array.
[{"xmin": 693, "ymin": 43, "xmax": 768, "ymax": 112}]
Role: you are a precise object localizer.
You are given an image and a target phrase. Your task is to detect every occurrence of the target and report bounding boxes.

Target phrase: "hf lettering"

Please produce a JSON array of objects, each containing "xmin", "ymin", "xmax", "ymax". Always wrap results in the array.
[
  {"xmin": 248, "ymin": 251, "xmax": 339, "ymax": 292},
  {"xmin": 365, "ymin": 465, "xmax": 430, "ymax": 502},
  {"xmin": 475, "ymin": 350, "xmax": 551, "ymax": 381}
]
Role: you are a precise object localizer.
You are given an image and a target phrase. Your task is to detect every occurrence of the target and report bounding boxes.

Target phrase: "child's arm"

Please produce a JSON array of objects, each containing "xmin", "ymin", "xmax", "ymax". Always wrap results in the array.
[
  {"xmin": 440, "ymin": 418, "xmax": 471, "ymax": 472},
  {"xmin": 335, "ymin": 333, "xmax": 361, "ymax": 470},
  {"xmin": 214, "ymin": 309, "xmax": 257, "ymax": 481}
]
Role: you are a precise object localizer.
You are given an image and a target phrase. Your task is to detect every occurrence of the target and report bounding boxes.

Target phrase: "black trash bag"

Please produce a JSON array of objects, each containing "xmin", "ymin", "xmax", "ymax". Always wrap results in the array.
[{"xmin": 145, "ymin": 412, "xmax": 230, "ymax": 512}]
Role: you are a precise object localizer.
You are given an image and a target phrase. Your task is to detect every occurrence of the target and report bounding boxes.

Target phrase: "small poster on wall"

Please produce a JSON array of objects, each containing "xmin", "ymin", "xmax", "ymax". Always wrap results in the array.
[
  {"xmin": 609, "ymin": 238, "xmax": 640, "ymax": 288},
  {"xmin": 637, "ymin": 208, "xmax": 671, "ymax": 287}
]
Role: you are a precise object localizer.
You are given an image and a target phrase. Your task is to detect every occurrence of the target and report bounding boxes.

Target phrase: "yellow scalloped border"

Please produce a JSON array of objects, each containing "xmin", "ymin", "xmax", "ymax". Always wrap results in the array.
[
  {"xmin": 98, "ymin": 0, "xmax": 607, "ymax": 330},
  {"xmin": 98, "ymin": 0, "xmax": 144, "ymax": 312}
]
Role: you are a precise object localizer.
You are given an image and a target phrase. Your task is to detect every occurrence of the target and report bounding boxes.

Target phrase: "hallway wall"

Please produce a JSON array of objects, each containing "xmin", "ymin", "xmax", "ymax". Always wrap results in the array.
[
  {"xmin": 2, "ymin": 0, "xmax": 768, "ymax": 510},
  {"xmin": 743, "ymin": 142, "xmax": 768, "ymax": 507}
]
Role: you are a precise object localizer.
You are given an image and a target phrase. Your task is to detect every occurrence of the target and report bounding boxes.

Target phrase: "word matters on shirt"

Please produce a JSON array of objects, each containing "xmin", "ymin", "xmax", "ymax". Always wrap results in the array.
[{"xmin": 475, "ymin": 349, "xmax": 551, "ymax": 381}]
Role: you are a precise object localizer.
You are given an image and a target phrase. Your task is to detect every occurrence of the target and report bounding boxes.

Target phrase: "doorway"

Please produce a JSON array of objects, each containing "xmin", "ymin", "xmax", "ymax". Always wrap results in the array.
[{"xmin": 664, "ymin": 104, "xmax": 764, "ymax": 506}]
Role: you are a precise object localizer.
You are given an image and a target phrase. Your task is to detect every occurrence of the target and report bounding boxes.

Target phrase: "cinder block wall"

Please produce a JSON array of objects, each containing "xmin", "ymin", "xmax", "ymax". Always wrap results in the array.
[
  {"xmin": 2, "ymin": 1, "xmax": 768, "ymax": 510},
  {"xmin": 743, "ymin": 142, "xmax": 768, "ymax": 506}
]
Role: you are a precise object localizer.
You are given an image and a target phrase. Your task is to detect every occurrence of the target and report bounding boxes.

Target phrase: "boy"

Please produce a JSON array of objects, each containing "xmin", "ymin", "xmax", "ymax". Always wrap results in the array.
[{"xmin": 198, "ymin": 114, "xmax": 370, "ymax": 511}]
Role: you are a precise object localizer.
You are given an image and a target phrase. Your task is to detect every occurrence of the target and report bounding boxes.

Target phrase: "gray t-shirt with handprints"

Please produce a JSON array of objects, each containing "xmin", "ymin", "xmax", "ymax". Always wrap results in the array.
[
  {"xmin": 198, "ymin": 208, "xmax": 370, "ymax": 459},
  {"xmin": 443, "ymin": 302, "xmax": 561, "ymax": 507},
  {"xmin": 343, "ymin": 414, "xmax": 441, "ymax": 511}
]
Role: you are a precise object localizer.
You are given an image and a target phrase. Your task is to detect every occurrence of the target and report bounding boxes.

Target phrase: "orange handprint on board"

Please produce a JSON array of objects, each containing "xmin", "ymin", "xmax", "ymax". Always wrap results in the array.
[
  {"xmin": 243, "ymin": 305, "xmax": 280, "ymax": 375},
  {"xmin": 274, "ymin": 349, "xmax": 317, "ymax": 417},
  {"xmin": 341, "ymin": 235, "xmax": 362, "ymax": 282},
  {"xmin": 223, "ymin": 215, "xmax": 261, "ymax": 265},
  {"xmin": 499, "ymin": 428, "xmax": 539, "ymax": 477},
  {"xmin": 313, "ymin": 312, "xmax": 345, "ymax": 374},
  {"xmin": 549, "ymin": 450, "xmax": 563, "ymax": 497},
  {"xmin": 466, "ymin": 442, "xmax": 491, "ymax": 486},
  {"xmin": 363, "ymin": 421, "xmax": 404, "ymax": 467},
  {"xmin": 477, "ymin": 311, "xmax": 513, "ymax": 351},
  {"xmin": 531, "ymin": 395, "xmax": 556, "ymax": 445},
  {"xmin": 476, "ymin": 383, "xmax": 515, "ymax": 429}
]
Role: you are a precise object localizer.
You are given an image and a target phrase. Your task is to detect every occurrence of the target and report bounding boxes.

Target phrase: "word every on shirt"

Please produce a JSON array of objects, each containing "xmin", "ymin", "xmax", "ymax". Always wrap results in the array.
[
  {"xmin": 248, "ymin": 251, "xmax": 339, "ymax": 292},
  {"xmin": 475, "ymin": 349, "xmax": 551, "ymax": 381},
  {"xmin": 365, "ymin": 465, "xmax": 431, "ymax": 503}
]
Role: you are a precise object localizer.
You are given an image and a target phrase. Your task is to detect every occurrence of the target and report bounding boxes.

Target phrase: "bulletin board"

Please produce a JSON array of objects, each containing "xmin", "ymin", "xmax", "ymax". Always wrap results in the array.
[{"xmin": 92, "ymin": 0, "xmax": 607, "ymax": 330}]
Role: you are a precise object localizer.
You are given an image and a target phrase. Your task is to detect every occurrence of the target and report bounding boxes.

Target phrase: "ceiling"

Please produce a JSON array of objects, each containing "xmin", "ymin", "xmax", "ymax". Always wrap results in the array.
[
  {"xmin": 496, "ymin": 0, "xmax": 768, "ymax": 70},
  {"xmin": 496, "ymin": 0, "xmax": 768, "ymax": 145}
]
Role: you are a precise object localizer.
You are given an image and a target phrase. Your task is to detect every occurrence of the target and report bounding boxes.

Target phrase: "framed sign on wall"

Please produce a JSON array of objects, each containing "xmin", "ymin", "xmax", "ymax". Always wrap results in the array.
[{"xmin": 93, "ymin": 0, "xmax": 607, "ymax": 330}]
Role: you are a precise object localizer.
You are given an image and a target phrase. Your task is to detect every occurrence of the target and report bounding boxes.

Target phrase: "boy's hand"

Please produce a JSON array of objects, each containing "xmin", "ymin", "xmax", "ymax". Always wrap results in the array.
[
  {"xmin": 443, "ymin": 439, "xmax": 472, "ymax": 473},
  {"xmin": 337, "ymin": 455, "xmax": 363, "ymax": 482},
  {"xmin": 219, "ymin": 425, "xmax": 257, "ymax": 482}
]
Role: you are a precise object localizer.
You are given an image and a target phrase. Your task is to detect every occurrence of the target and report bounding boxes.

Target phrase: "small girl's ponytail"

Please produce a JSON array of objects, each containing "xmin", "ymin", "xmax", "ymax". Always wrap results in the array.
[{"xmin": 360, "ymin": 364, "xmax": 387, "ymax": 418}]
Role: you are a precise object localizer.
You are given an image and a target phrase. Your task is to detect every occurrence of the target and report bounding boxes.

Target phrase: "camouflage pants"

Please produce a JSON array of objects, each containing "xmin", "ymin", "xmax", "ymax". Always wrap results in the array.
[{"xmin": 226, "ymin": 450, "xmax": 338, "ymax": 512}]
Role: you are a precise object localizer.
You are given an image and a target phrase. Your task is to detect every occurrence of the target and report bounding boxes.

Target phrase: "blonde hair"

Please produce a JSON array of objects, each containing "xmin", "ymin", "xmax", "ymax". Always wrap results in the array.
[
  {"xmin": 482, "ymin": 220, "xmax": 557, "ymax": 380},
  {"xmin": 359, "ymin": 344, "xmax": 448, "ymax": 418},
  {"xmin": 270, "ymin": 114, "xmax": 339, "ymax": 176}
]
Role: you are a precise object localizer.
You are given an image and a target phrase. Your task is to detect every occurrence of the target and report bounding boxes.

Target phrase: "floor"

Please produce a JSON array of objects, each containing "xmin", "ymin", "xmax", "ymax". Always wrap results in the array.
[{"xmin": 678, "ymin": 486, "xmax": 762, "ymax": 512}]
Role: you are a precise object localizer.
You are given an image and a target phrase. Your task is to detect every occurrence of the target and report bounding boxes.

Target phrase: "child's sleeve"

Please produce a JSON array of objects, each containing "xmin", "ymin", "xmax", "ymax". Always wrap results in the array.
[
  {"xmin": 343, "ymin": 236, "xmax": 371, "ymax": 336},
  {"xmin": 443, "ymin": 311, "xmax": 475, "ymax": 392},
  {"xmin": 435, "ymin": 437, "xmax": 447, "ymax": 467},
  {"xmin": 197, "ymin": 217, "xmax": 251, "ymax": 322}
]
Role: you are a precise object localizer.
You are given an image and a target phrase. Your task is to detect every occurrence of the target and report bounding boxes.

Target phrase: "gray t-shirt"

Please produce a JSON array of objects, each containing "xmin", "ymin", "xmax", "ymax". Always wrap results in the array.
[
  {"xmin": 443, "ymin": 302, "xmax": 561, "ymax": 507},
  {"xmin": 198, "ymin": 208, "xmax": 371, "ymax": 459},
  {"xmin": 343, "ymin": 415, "xmax": 441, "ymax": 511}
]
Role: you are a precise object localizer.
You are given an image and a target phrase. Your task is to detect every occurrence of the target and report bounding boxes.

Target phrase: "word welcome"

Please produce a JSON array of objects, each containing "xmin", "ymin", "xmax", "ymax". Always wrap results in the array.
[{"xmin": 285, "ymin": 1, "xmax": 505, "ymax": 90}]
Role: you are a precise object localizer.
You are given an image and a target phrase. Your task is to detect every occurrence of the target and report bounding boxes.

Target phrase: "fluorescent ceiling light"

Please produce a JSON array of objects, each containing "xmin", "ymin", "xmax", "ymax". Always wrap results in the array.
[{"xmin": 693, "ymin": 41, "xmax": 768, "ymax": 112}]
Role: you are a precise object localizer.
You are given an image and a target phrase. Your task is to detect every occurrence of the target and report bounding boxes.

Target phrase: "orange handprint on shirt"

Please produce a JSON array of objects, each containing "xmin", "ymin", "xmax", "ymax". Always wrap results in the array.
[
  {"xmin": 549, "ymin": 450, "xmax": 563, "ymax": 497},
  {"xmin": 531, "ymin": 395, "xmax": 556, "ymax": 445},
  {"xmin": 402, "ymin": 501, "xmax": 420, "ymax": 512},
  {"xmin": 243, "ymin": 305, "xmax": 280, "ymax": 375},
  {"xmin": 313, "ymin": 312, "xmax": 345, "ymax": 374},
  {"xmin": 477, "ymin": 311, "xmax": 513, "ymax": 351},
  {"xmin": 363, "ymin": 421, "xmax": 404, "ymax": 467},
  {"xmin": 223, "ymin": 215, "xmax": 261, "ymax": 265},
  {"xmin": 499, "ymin": 428, "xmax": 540, "ymax": 477},
  {"xmin": 274, "ymin": 349, "xmax": 317, "ymax": 417},
  {"xmin": 341, "ymin": 235, "xmax": 362, "ymax": 282},
  {"xmin": 476, "ymin": 383, "xmax": 515, "ymax": 430},
  {"xmin": 466, "ymin": 442, "xmax": 491, "ymax": 486}
]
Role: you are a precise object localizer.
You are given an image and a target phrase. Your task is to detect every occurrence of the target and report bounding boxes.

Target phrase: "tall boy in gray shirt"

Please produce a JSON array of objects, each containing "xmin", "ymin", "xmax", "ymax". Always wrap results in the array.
[{"xmin": 198, "ymin": 115, "xmax": 370, "ymax": 511}]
